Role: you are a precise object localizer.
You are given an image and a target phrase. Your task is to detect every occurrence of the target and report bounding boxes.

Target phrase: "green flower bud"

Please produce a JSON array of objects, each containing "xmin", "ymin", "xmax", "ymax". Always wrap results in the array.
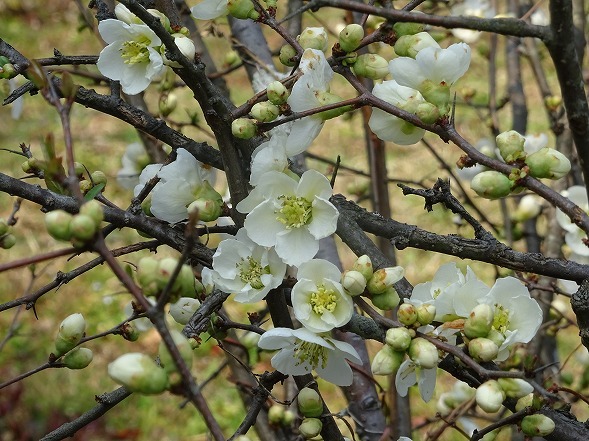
[
  {"xmin": 496, "ymin": 130, "xmax": 525, "ymax": 162},
  {"xmin": 352, "ymin": 53, "xmax": 389, "ymax": 80},
  {"xmin": 188, "ymin": 198, "xmax": 223, "ymax": 222},
  {"xmin": 338, "ymin": 24, "xmax": 364, "ymax": 52},
  {"xmin": 398, "ymin": 303, "xmax": 418, "ymax": 326},
  {"xmin": 159, "ymin": 93, "xmax": 177, "ymax": 116},
  {"xmin": 279, "ymin": 45, "xmax": 298, "ymax": 67},
  {"xmin": 108, "ymin": 353, "xmax": 169, "ymax": 394},
  {"xmin": 385, "ymin": 327, "xmax": 413, "ymax": 351},
  {"xmin": 367, "ymin": 266, "xmax": 404, "ymax": 295},
  {"xmin": 408, "ymin": 337, "xmax": 438, "ymax": 369},
  {"xmin": 416, "ymin": 102, "xmax": 440, "ymax": 124},
  {"xmin": 268, "ymin": 404, "xmax": 285, "ymax": 424},
  {"xmin": 497, "ymin": 378, "xmax": 534, "ymax": 399},
  {"xmin": 341, "ymin": 270, "xmax": 367, "ymax": 296},
  {"xmin": 298, "ymin": 387, "xmax": 323, "ymax": 417},
  {"xmin": 224, "ymin": 50, "xmax": 240, "ymax": 67},
  {"xmin": 475, "ymin": 380, "xmax": 505, "ymax": 413},
  {"xmin": 299, "ymin": 418, "xmax": 322, "ymax": 439},
  {"xmin": 158, "ymin": 330, "xmax": 193, "ymax": 375},
  {"xmin": 120, "ymin": 322, "xmax": 140, "ymax": 342},
  {"xmin": 227, "ymin": 0, "xmax": 259, "ymax": 20},
  {"xmin": 525, "ymin": 147, "xmax": 571, "ymax": 179},
  {"xmin": 544, "ymin": 95, "xmax": 562, "ymax": 111},
  {"xmin": 415, "ymin": 303, "xmax": 435, "ymax": 325},
  {"xmin": 169, "ymin": 297, "xmax": 201, "ymax": 325},
  {"xmin": 352, "ymin": 255, "xmax": 373, "ymax": 280},
  {"xmin": 0, "ymin": 233, "xmax": 16, "ymax": 249},
  {"xmin": 486, "ymin": 328, "xmax": 506, "ymax": 349},
  {"xmin": 54, "ymin": 313, "xmax": 86, "ymax": 356},
  {"xmin": 0, "ymin": 218, "xmax": 8, "ymax": 236},
  {"xmin": 371, "ymin": 344, "xmax": 404, "ymax": 375},
  {"xmin": 79, "ymin": 200, "xmax": 104, "ymax": 226},
  {"xmin": 393, "ymin": 20, "xmax": 425, "ymax": 36},
  {"xmin": 282, "ymin": 409, "xmax": 295, "ymax": 426},
  {"xmin": 464, "ymin": 303, "xmax": 494, "ymax": 338},
  {"xmin": 315, "ymin": 91, "xmax": 351, "ymax": 120},
  {"xmin": 468, "ymin": 337, "xmax": 499, "ymax": 362},
  {"xmin": 471, "ymin": 171, "xmax": 513, "ymax": 199},
  {"xmin": 62, "ymin": 347, "xmax": 93, "ymax": 369},
  {"xmin": 521, "ymin": 414, "xmax": 555, "ymax": 437},
  {"xmin": 420, "ymin": 79, "xmax": 451, "ymax": 113},
  {"xmin": 232, "ymin": 118, "xmax": 257, "ymax": 139},
  {"xmin": 267, "ymin": 80, "xmax": 290, "ymax": 105},
  {"xmin": 45, "ymin": 210, "xmax": 73, "ymax": 241},
  {"xmin": 515, "ymin": 393, "xmax": 533, "ymax": 412},
  {"xmin": 79, "ymin": 180, "xmax": 93, "ymax": 195},
  {"xmin": 250, "ymin": 101, "xmax": 280, "ymax": 122},
  {"xmin": 341, "ymin": 51, "xmax": 358, "ymax": 66},
  {"xmin": 0, "ymin": 63, "xmax": 16, "ymax": 79},
  {"xmin": 394, "ymin": 32, "xmax": 439, "ymax": 58},
  {"xmin": 371, "ymin": 287, "xmax": 401, "ymax": 310},
  {"xmin": 137, "ymin": 256, "xmax": 161, "ymax": 297},
  {"xmin": 21, "ymin": 159, "xmax": 34, "ymax": 174},
  {"xmin": 298, "ymin": 27, "xmax": 328, "ymax": 51},
  {"xmin": 90, "ymin": 170, "xmax": 108, "ymax": 187},
  {"xmin": 69, "ymin": 214, "xmax": 98, "ymax": 241},
  {"xmin": 147, "ymin": 9, "xmax": 171, "ymax": 32}
]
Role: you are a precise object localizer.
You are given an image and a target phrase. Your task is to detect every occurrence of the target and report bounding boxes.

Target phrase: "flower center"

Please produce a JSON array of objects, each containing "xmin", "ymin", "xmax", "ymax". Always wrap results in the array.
[
  {"xmin": 276, "ymin": 195, "xmax": 312, "ymax": 229},
  {"xmin": 237, "ymin": 257, "xmax": 269, "ymax": 290},
  {"xmin": 309, "ymin": 286, "xmax": 337, "ymax": 315},
  {"xmin": 432, "ymin": 288, "xmax": 442, "ymax": 299},
  {"xmin": 293, "ymin": 340, "xmax": 328, "ymax": 369},
  {"xmin": 120, "ymin": 37, "xmax": 151, "ymax": 65},
  {"xmin": 492, "ymin": 303, "xmax": 510, "ymax": 334}
]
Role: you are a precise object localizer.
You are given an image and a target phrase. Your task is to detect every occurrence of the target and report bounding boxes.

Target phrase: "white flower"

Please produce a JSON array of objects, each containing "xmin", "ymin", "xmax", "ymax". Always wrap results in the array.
[
  {"xmin": 395, "ymin": 358, "xmax": 438, "ymax": 402},
  {"xmin": 451, "ymin": 0, "xmax": 495, "ymax": 43},
  {"xmin": 191, "ymin": 0, "xmax": 228, "ymax": 20},
  {"xmin": 368, "ymin": 80, "xmax": 426, "ymax": 145},
  {"xmin": 292, "ymin": 259, "xmax": 353, "ymax": 332},
  {"xmin": 556, "ymin": 186, "xmax": 589, "ymax": 256},
  {"xmin": 209, "ymin": 229, "xmax": 287, "ymax": 303},
  {"xmin": 257, "ymin": 327, "xmax": 362, "ymax": 386},
  {"xmin": 456, "ymin": 138, "xmax": 495, "ymax": 181},
  {"xmin": 236, "ymin": 169, "xmax": 339, "ymax": 266},
  {"xmin": 97, "ymin": 19, "xmax": 165, "ymax": 95},
  {"xmin": 250, "ymin": 128, "xmax": 290, "ymax": 186},
  {"xmin": 169, "ymin": 297, "xmax": 201, "ymax": 325},
  {"xmin": 410, "ymin": 263, "xmax": 465, "ymax": 320},
  {"xmin": 117, "ymin": 142, "xmax": 151, "ymax": 189}
]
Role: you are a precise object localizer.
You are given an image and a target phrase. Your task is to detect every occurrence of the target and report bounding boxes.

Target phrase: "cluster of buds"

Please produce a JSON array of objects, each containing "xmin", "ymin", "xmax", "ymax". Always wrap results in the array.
[
  {"xmin": 0, "ymin": 217, "xmax": 16, "ymax": 249},
  {"xmin": 53, "ymin": 313, "xmax": 93, "ymax": 369},
  {"xmin": 227, "ymin": 0, "xmax": 260, "ymax": 20},
  {"xmin": 45, "ymin": 200, "xmax": 104, "ymax": 247},
  {"xmin": 136, "ymin": 256, "xmax": 204, "ymax": 303},
  {"xmin": 336, "ymin": 24, "xmax": 389, "ymax": 81},
  {"xmin": 475, "ymin": 378, "xmax": 533, "ymax": 413},
  {"xmin": 267, "ymin": 404, "xmax": 295, "ymax": 427},
  {"xmin": 296, "ymin": 387, "xmax": 324, "ymax": 439}
]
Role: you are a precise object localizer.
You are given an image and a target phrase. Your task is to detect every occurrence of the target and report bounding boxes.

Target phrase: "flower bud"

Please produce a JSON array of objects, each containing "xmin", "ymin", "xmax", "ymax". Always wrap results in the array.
[
  {"xmin": 341, "ymin": 270, "xmax": 367, "ymax": 296},
  {"xmin": 79, "ymin": 180, "xmax": 93, "ymax": 194},
  {"xmin": 224, "ymin": 50, "xmax": 240, "ymax": 67},
  {"xmin": 511, "ymin": 194, "xmax": 542, "ymax": 222},
  {"xmin": 158, "ymin": 330, "xmax": 193, "ymax": 375},
  {"xmin": 525, "ymin": 147, "xmax": 571, "ymax": 179},
  {"xmin": 62, "ymin": 347, "xmax": 93, "ymax": 369},
  {"xmin": 298, "ymin": 387, "xmax": 323, "ymax": 417},
  {"xmin": 371, "ymin": 287, "xmax": 401, "ymax": 310},
  {"xmin": 468, "ymin": 338, "xmax": 499, "ymax": 362},
  {"xmin": 114, "ymin": 3, "xmax": 139, "ymax": 24},
  {"xmin": 137, "ymin": 256, "xmax": 161, "ymax": 297},
  {"xmin": 338, "ymin": 24, "xmax": 364, "ymax": 52},
  {"xmin": 279, "ymin": 45, "xmax": 298, "ymax": 67},
  {"xmin": 147, "ymin": 9, "xmax": 171, "ymax": 32},
  {"xmin": 486, "ymin": 328, "xmax": 506, "ymax": 349},
  {"xmin": 45, "ymin": 210, "xmax": 73, "ymax": 241},
  {"xmin": 352, "ymin": 53, "xmax": 389, "ymax": 80},
  {"xmin": 90, "ymin": 170, "xmax": 108, "ymax": 187},
  {"xmin": 463, "ymin": 303, "xmax": 494, "ymax": 338},
  {"xmin": 188, "ymin": 198, "xmax": 223, "ymax": 222},
  {"xmin": 169, "ymin": 297, "xmax": 201, "ymax": 325},
  {"xmin": 385, "ymin": 327, "xmax": 413, "ymax": 351},
  {"xmin": 267, "ymin": 404, "xmax": 285, "ymax": 424},
  {"xmin": 496, "ymin": 130, "xmax": 525, "ymax": 162},
  {"xmin": 521, "ymin": 414, "xmax": 555, "ymax": 437},
  {"xmin": 0, "ymin": 233, "xmax": 16, "ymax": 249},
  {"xmin": 367, "ymin": 266, "xmax": 404, "ymax": 295},
  {"xmin": 393, "ymin": 21, "xmax": 425, "ymax": 36},
  {"xmin": 0, "ymin": 62, "xmax": 16, "ymax": 79},
  {"xmin": 315, "ymin": 91, "xmax": 351, "ymax": 120},
  {"xmin": 108, "ymin": 353, "xmax": 169, "ymax": 394},
  {"xmin": 408, "ymin": 337, "xmax": 438, "ymax": 369},
  {"xmin": 398, "ymin": 303, "xmax": 418, "ymax": 326},
  {"xmin": 173, "ymin": 34, "xmax": 196, "ymax": 61},
  {"xmin": 394, "ymin": 32, "xmax": 439, "ymax": 58},
  {"xmin": 69, "ymin": 214, "xmax": 98, "ymax": 241},
  {"xmin": 416, "ymin": 303, "xmax": 436, "ymax": 325},
  {"xmin": 120, "ymin": 322, "xmax": 140, "ymax": 342},
  {"xmin": 299, "ymin": 418, "xmax": 322, "ymax": 439},
  {"xmin": 250, "ymin": 101, "xmax": 280, "ymax": 122},
  {"xmin": 79, "ymin": 200, "xmax": 104, "ymax": 226},
  {"xmin": 515, "ymin": 393, "xmax": 533, "ymax": 411},
  {"xmin": 297, "ymin": 27, "xmax": 328, "ymax": 51},
  {"xmin": 420, "ymin": 80, "xmax": 451, "ymax": 113},
  {"xmin": 475, "ymin": 380, "xmax": 505, "ymax": 413},
  {"xmin": 232, "ymin": 118, "xmax": 257, "ymax": 139},
  {"xmin": 497, "ymin": 378, "xmax": 533, "ymax": 399},
  {"xmin": 282, "ymin": 410, "xmax": 295, "ymax": 426},
  {"xmin": 352, "ymin": 255, "xmax": 373, "ymax": 280},
  {"xmin": 55, "ymin": 313, "xmax": 86, "ymax": 356},
  {"xmin": 0, "ymin": 218, "xmax": 9, "ymax": 236},
  {"xmin": 371, "ymin": 344, "xmax": 404, "ymax": 375},
  {"xmin": 159, "ymin": 93, "xmax": 177, "ymax": 116},
  {"xmin": 416, "ymin": 102, "xmax": 440, "ymax": 124},
  {"xmin": 471, "ymin": 171, "xmax": 513, "ymax": 199},
  {"xmin": 544, "ymin": 95, "xmax": 562, "ymax": 111},
  {"xmin": 266, "ymin": 81, "xmax": 290, "ymax": 105}
]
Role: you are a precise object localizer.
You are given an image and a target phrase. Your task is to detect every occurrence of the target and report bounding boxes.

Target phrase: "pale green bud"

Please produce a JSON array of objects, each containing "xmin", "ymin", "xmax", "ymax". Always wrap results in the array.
[
  {"xmin": 544, "ymin": 95, "xmax": 562, "ymax": 111},
  {"xmin": 169, "ymin": 297, "xmax": 201, "ymax": 325},
  {"xmin": 232, "ymin": 118, "xmax": 257, "ymax": 139},
  {"xmin": 371, "ymin": 287, "xmax": 401, "ymax": 310},
  {"xmin": 282, "ymin": 410, "xmax": 296, "ymax": 426},
  {"xmin": 420, "ymin": 80, "xmax": 451, "ymax": 113},
  {"xmin": 137, "ymin": 256, "xmax": 161, "ymax": 297},
  {"xmin": 496, "ymin": 130, "xmax": 525, "ymax": 162},
  {"xmin": 341, "ymin": 270, "xmax": 367, "ymax": 296},
  {"xmin": 45, "ymin": 210, "xmax": 73, "ymax": 241},
  {"xmin": 338, "ymin": 24, "xmax": 364, "ymax": 52},
  {"xmin": 79, "ymin": 180, "xmax": 93, "ymax": 195},
  {"xmin": 279, "ymin": 45, "xmax": 298, "ymax": 67},
  {"xmin": 108, "ymin": 353, "xmax": 169, "ymax": 394},
  {"xmin": 468, "ymin": 337, "xmax": 498, "ymax": 362},
  {"xmin": 297, "ymin": 27, "xmax": 328, "ymax": 51},
  {"xmin": 158, "ymin": 330, "xmax": 193, "ymax": 375},
  {"xmin": 475, "ymin": 380, "xmax": 505, "ymax": 413},
  {"xmin": 521, "ymin": 414, "xmax": 555, "ymax": 437},
  {"xmin": 224, "ymin": 50, "xmax": 240, "ymax": 67},
  {"xmin": 121, "ymin": 322, "xmax": 140, "ymax": 342},
  {"xmin": 471, "ymin": 171, "xmax": 513, "ymax": 199},
  {"xmin": 315, "ymin": 91, "xmax": 352, "ymax": 120},
  {"xmin": 250, "ymin": 101, "xmax": 280, "ymax": 122},
  {"xmin": 79, "ymin": 200, "xmax": 104, "ymax": 226},
  {"xmin": 188, "ymin": 198, "xmax": 223, "ymax": 222},
  {"xmin": 55, "ymin": 313, "xmax": 86, "ymax": 356},
  {"xmin": 0, "ymin": 63, "xmax": 16, "ymax": 80},
  {"xmin": 394, "ymin": 32, "xmax": 439, "ymax": 58},
  {"xmin": 463, "ymin": 303, "xmax": 494, "ymax": 338},
  {"xmin": 62, "ymin": 347, "xmax": 93, "ymax": 369},
  {"xmin": 515, "ymin": 393, "xmax": 533, "ymax": 412},
  {"xmin": 115, "ymin": 3, "xmax": 139, "ymax": 24},
  {"xmin": 367, "ymin": 266, "xmax": 404, "ymax": 295},
  {"xmin": 267, "ymin": 81, "xmax": 290, "ymax": 105},
  {"xmin": 298, "ymin": 387, "xmax": 323, "ymax": 417},
  {"xmin": 393, "ymin": 21, "xmax": 425, "ymax": 36},
  {"xmin": 352, "ymin": 255, "xmax": 373, "ymax": 280},
  {"xmin": 486, "ymin": 328, "xmax": 506, "ymax": 348},
  {"xmin": 147, "ymin": 9, "xmax": 171, "ymax": 32},
  {"xmin": 0, "ymin": 233, "xmax": 16, "ymax": 249},
  {"xmin": 511, "ymin": 195, "xmax": 542, "ymax": 222},
  {"xmin": 416, "ymin": 303, "xmax": 436, "ymax": 325},
  {"xmin": 69, "ymin": 214, "xmax": 98, "ymax": 241},
  {"xmin": 408, "ymin": 337, "xmax": 438, "ymax": 369},
  {"xmin": 90, "ymin": 170, "xmax": 108, "ymax": 186},
  {"xmin": 299, "ymin": 418, "xmax": 322, "ymax": 439},
  {"xmin": 352, "ymin": 53, "xmax": 389, "ymax": 80},
  {"xmin": 159, "ymin": 93, "xmax": 177, "ymax": 116},
  {"xmin": 526, "ymin": 147, "xmax": 571, "ymax": 179},
  {"xmin": 0, "ymin": 218, "xmax": 9, "ymax": 236},
  {"xmin": 227, "ymin": 0, "xmax": 259, "ymax": 20},
  {"xmin": 398, "ymin": 303, "xmax": 418, "ymax": 326},
  {"xmin": 416, "ymin": 102, "xmax": 440, "ymax": 124},
  {"xmin": 385, "ymin": 327, "xmax": 413, "ymax": 351},
  {"xmin": 371, "ymin": 344, "xmax": 404, "ymax": 375},
  {"xmin": 497, "ymin": 378, "xmax": 534, "ymax": 399},
  {"xmin": 268, "ymin": 404, "xmax": 285, "ymax": 424}
]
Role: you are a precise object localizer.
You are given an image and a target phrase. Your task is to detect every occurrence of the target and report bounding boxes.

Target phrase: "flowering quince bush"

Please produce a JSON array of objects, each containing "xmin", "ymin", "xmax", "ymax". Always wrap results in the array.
[{"xmin": 4, "ymin": 1, "xmax": 589, "ymax": 441}]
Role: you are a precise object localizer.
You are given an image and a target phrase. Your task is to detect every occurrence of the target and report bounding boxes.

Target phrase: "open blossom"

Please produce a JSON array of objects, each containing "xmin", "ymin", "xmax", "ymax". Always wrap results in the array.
[
  {"xmin": 117, "ymin": 142, "xmax": 151, "ymax": 189},
  {"xmin": 209, "ymin": 228, "xmax": 287, "ymax": 303},
  {"xmin": 97, "ymin": 19, "xmax": 165, "ymax": 95},
  {"xmin": 556, "ymin": 186, "xmax": 589, "ymax": 256},
  {"xmin": 249, "ymin": 128, "xmax": 290, "ymax": 186},
  {"xmin": 292, "ymin": 259, "xmax": 353, "ymax": 332},
  {"xmin": 236, "ymin": 169, "xmax": 339, "ymax": 266},
  {"xmin": 396, "ymin": 358, "xmax": 438, "ymax": 402},
  {"xmin": 257, "ymin": 327, "xmax": 361, "ymax": 386}
]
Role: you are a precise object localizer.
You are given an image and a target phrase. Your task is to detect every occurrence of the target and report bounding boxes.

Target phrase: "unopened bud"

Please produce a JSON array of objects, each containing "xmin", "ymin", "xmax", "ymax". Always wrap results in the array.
[
  {"xmin": 282, "ymin": 409, "xmax": 295, "ymax": 426},
  {"xmin": 298, "ymin": 387, "xmax": 323, "ymax": 417},
  {"xmin": 299, "ymin": 418, "xmax": 322, "ymax": 439},
  {"xmin": 0, "ymin": 218, "xmax": 8, "ymax": 236},
  {"xmin": 544, "ymin": 95, "xmax": 562, "ymax": 111},
  {"xmin": 416, "ymin": 102, "xmax": 440, "ymax": 124},
  {"xmin": 55, "ymin": 313, "xmax": 86, "ymax": 356},
  {"xmin": 90, "ymin": 170, "xmax": 108, "ymax": 186},
  {"xmin": 169, "ymin": 297, "xmax": 201, "ymax": 325},
  {"xmin": 416, "ymin": 303, "xmax": 436, "ymax": 325},
  {"xmin": 315, "ymin": 91, "xmax": 351, "ymax": 120},
  {"xmin": 159, "ymin": 93, "xmax": 178, "ymax": 116},
  {"xmin": 341, "ymin": 270, "xmax": 367, "ymax": 296},
  {"xmin": 147, "ymin": 9, "xmax": 171, "ymax": 32},
  {"xmin": 137, "ymin": 256, "xmax": 160, "ymax": 297},
  {"xmin": 69, "ymin": 214, "xmax": 98, "ymax": 241},
  {"xmin": 394, "ymin": 32, "xmax": 439, "ymax": 58},
  {"xmin": 521, "ymin": 414, "xmax": 555, "ymax": 437},
  {"xmin": 250, "ymin": 101, "xmax": 280, "ymax": 122},
  {"xmin": 497, "ymin": 378, "xmax": 534, "ymax": 399},
  {"xmin": 525, "ymin": 148, "xmax": 571, "ymax": 179},
  {"xmin": 232, "ymin": 118, "xmax": 257, "ymax": 139},
  {"xmin": 352, "ymin": 53, "xmax": 389, "ymax": 80},
  {"xmin": 352, "ymin": 255, "xmax": 373, "ymax": 280},
  {"xmin": 224, "ymin": 50, "xmax": 240, "ymax": 67},
  {"xmin": 385, "ymin": 327, "xmax": 413, "ymax": 351},
  {"xmin": 79, "ymin": 200, "xmax": 104, "ymax": 226},
  {"xmin": 463, "ymin": 303, "xmax": 494, "ymax": 338},
  {"xmin": 512, "ymin": 194, "xmax": 542, "ymax": 222},
  {"xmin": 279, "ymin": 45, "xmax": 298, "ymax": 67},
  {"xmin": 515, "ymin": 393, "xmax": 533, "ymax": 412},
  {"xmin": 188, "ymin": 198, "xmax": 223, "ymax": 222},
  {"xmin": 496, "ymin": 130, "xmax": 525, "ymax": 163},
  {"xmin": 120, "ymin": 322, "xmax": 140, "ymax": 342},
  {"xmin": 45, "ymin": 210, "xmax": 73, "ymax": 241},
  {"xmin": 266, "ymin": 81, "xmax": 290, "ymax": 105},
  {"xmin": 158, "ymin": 330, "xmax": 193, "ymax": 375},
  {"xmin": 173, "ymin": 34, "xmax": 196, "ymax": 61},
  {"xmin": 398, "ymin": 303, "xmax": 418, "ymax": 326},
  {"xmin": 62, "ymin": 347, "xmax": 93, "ymax": 369},
  {"xmin": 227, "ymin": 0, "xmax": 259, "ymax": 20},
  {"xmin": 108, "ymin": 353, "xmax": 169, "ymax": 394},
  {"xmin": 408, "ymin": 337, "xmax": 438, "ymax": 369},
  {"xmin": 371, "ymin": 344, "xmax": 404, "ymax": 375},
  {"xmin": 475, "ymin": 380, "xmax": 505, "ymax": 413},
  {"xmin": 268, "ymin": 404, "xmax": 285, "ymax": 424},
  {"xmin": 339, "ymin": 24, "xmax": 364, "ymax": 52},
  {"xmin": 298, "ymin": 27, "xmax": 328, "ymax": 51},
  {"xmin": 367, "ymin": 266, "xmax": 404, "ymax": 295},
  {"xmin": 471, "ymin": 171, "xmax": 513, "ymax": 199},
  {"xmin": 393, "ymin": 21, "xmax": 425, "ymax": 36},
  {"xmin": 0, "ymin": 233, "xmax": 16, "ymax": 249},
  {"xmin": 371, "ymin": 287, "xmax": 401, "ymax": 310},
  {"xmin": 468, "ymin": 337, "xmax": 498, "ymax": 362}
]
